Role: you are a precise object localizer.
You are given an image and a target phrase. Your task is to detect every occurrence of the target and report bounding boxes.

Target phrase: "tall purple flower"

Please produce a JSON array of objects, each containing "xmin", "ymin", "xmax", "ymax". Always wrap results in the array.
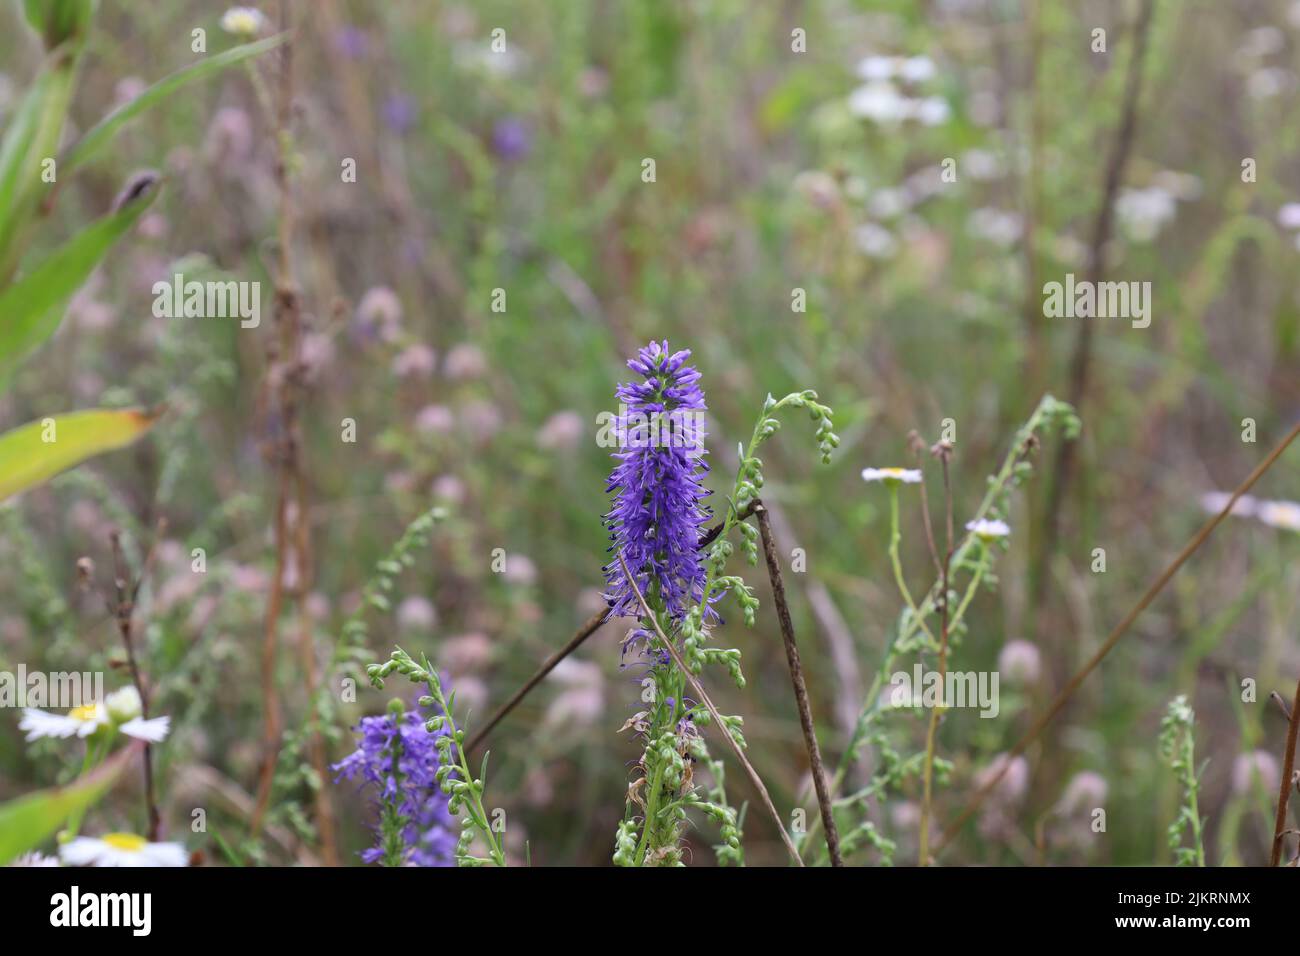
[
  {"xmin": 603, "ymin": 340, "xmax": 712, "ymax": 623},
  {"xmin": 333, "ymin": 706, "xmax": 457, "ymax": 866}
]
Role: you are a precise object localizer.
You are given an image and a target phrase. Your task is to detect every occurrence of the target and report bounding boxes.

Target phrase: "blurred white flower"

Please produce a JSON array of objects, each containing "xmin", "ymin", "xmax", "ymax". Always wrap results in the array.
[
  {"xmin": 1258, "ymin": 499, "xmax": 1300, "ymax": 532},
  {"xmin": 1278, "ymin": 203, "xmax": 1300, "ymax": 230},
  {"xmin": 862, "ymin": 467, "xmax": 921, "ymax": 485},
  {"xmin": 848, "ymin": 81, "xmax": 911, "ymax": 123},
  {"xmin": 219, "ymin": 7, "xmax": 267, "ymax": 38},
  {"xmin": 1198, "ymin": 491, "xmax": 1257, "ymax": 518},
  {"xmin": 61, "ymin": 834, "xmax": 187, "ymax": 868},
  {"xmin": 1117, "ymin": 187, "xmax": 1177, "ymax": 242},
  {"xmin": 915, "ymin": 96, "xmax": 951, "ymax": 126},
  {"xmin": 968, "ymin": 208, "xmax": 1023, "ymax": 248},
  {"xmin": 855, "ymin": 55, "xmax": 897, "ymax": 81},
  {"xmin": 899, "ymin": 55, "xmax": 936, "ymax": 83},
  {"xmin": 854, "ymin": 222, "xmax": 897, "ymax": 259},
  {"xmin": 966, "ymin": 518, "xmax": 1010, "ymax": 540},
  {"xmin": 10, "ymin": 852, "xmax": 59, "ymax": 867}
]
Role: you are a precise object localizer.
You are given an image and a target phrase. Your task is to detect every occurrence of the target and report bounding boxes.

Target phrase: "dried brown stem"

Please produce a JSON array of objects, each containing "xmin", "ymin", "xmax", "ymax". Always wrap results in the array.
[
  {"xmin": 939, "ymin": 417, "xmax": 1300, "ymax": 856},
  {"xmin": 617, "ymin": 551, "xmax": 804, "ymax": 866},
  {"xmin": 754, "ymin": 503, "xmax": 841, "ymax": 867},
  {"xmin": 1269, "ymin": 675, "xmax": 1300, "ymax": 867},
  {"xmin": 249, "ymin": 2, "xmax": 337, "ymax": 861},
  {"xmin": 465, "ymin": 608, "xmax": 607, "ymax": 754},
  {"xmin": 107, "ymin": 530, "xmax": 161, "ymax": 840}
]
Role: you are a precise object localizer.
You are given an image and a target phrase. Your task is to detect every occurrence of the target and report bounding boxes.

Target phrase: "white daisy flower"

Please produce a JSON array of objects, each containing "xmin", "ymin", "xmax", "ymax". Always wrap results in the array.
[
  {"xmin": 966, "ymin": 518, "xmax": 1011, "ymax": 541},
  {"xmin": 1258, "ymin": 500, "xmax": 1300, "ymax": 532},
  {"xmin": 20, "ymin": 702, "xmax": 108, "ymax": 740},
  {"xmin": 220, "ymin": 6, "xmax": 267, "ymax": 37},
  {"xmin": 1199, "ymin": 491, "xmax": 1257, "ymax": 518},
  {"xmin": 60, "ymin": 834, "xmax": 188, "ymax": 868},
  {"xmin": 862, "ymin": 467, "xmax": 922, "ymax": 485},
  {"xmin": 20, "ymin": 692, "xmax": 170, "ymax": 744}
]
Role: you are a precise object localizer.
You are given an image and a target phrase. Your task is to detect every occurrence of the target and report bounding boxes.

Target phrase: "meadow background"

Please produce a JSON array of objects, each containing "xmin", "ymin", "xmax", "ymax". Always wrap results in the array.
[{"xmin": 2, "ymin": 0, "xmax": 1299, "ymax": 867}]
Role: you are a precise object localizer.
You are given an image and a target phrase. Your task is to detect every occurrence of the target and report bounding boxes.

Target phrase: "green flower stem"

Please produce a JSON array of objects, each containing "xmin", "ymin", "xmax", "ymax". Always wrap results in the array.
[{"xmin": 887, "ymin": 485, "xmax": 938, "ymax": 649}]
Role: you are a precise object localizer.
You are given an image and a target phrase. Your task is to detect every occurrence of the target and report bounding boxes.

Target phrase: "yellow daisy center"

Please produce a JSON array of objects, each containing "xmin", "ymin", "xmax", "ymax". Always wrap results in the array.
[
  {"xmin": 102, "ymin": 832, "xmax": 147, "ymax": 852},
  {"xmin": 69, "ymin": 703, "xmax": 100, "ymax": 722},
  {"xmin": 880, "ymin": 468, "xmax": 905, "ymax": 477}
]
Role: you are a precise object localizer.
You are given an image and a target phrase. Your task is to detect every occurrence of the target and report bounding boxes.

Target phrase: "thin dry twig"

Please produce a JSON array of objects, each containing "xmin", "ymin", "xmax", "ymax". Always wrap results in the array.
[
  {"xmin": 465, "ymin": 608, "xmax": 607, "ymax": 754},
  {"xmin": 1270, "ymin": 675, "xmax": 1300, "ymax": 867},
  {"xmin": 754, "ymin": 503, "xmax": 841, "ymax": 867},
  {"xmin": 938, "ymin": 417, "xmax": 1300, "ymax": 856},
  {"xmin": 104, "ymin": 529, "xmax": 161, "ymax": 840},
  {"xmin": 617, "ymin": 551, "xmax": 804, "ymax": 866}
]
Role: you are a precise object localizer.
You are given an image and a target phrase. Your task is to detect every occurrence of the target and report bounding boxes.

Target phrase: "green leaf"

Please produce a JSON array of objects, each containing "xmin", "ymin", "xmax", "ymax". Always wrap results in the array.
[
  {"xmin": 61, "ymin": 33, "xmax": 288, "ymax": 175},
  {"xmin": 0, "ymin": 742, "xmax": 137, "ymax": 864},
  {"xmin": 0, "ymin": 50, "xmax": 80, "ymax": 280},
  {"xmin": 0, "ymin": 406, "xmax": 162, "ymax": 501},
  {"xmin": 0, "ymin": 173, "xmax": 159, "ymax": 386}
]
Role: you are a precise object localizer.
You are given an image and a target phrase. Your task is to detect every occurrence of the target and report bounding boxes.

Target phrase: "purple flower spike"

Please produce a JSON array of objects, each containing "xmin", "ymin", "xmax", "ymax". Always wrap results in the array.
[
  {"xmin": 332, "ymin": 707, "xmax": 457, "ymax": 866},
  {"xmin": 603, "ymin": 340, "xmax": 712, "ymax": 623}
]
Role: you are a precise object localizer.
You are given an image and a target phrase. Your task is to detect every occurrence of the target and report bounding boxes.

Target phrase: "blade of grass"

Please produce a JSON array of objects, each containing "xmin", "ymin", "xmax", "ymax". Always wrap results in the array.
[{"xmin": 60, "ymin": 33, "xmax": 288, "ymax": 175}]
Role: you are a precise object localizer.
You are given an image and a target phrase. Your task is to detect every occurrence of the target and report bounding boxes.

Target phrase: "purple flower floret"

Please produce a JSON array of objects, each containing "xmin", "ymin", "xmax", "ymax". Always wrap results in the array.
[
  {"xmin": 603, "ymin": 340, "xmax": 712, "ymax": 623},
  {"xmin": 333, "ymin": 707, "xmax": 457, "ymax": 866}
]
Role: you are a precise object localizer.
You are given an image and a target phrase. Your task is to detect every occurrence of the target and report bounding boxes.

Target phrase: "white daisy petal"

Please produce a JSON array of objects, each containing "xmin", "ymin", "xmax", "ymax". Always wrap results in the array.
[
  {"xmin": 60, "ymin": 837, "xmax": 109, "ymax": 867},
  {"xmin": 19, "ymin": 709, "xmax": 83, "ymax": 740},
  {"xmin": 139, "ymin": 843, "xmax": 189, "ymax": 867},
  {"xmin": 120, "ymin": 715, "xmax": 171, "ymax": 743}
]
